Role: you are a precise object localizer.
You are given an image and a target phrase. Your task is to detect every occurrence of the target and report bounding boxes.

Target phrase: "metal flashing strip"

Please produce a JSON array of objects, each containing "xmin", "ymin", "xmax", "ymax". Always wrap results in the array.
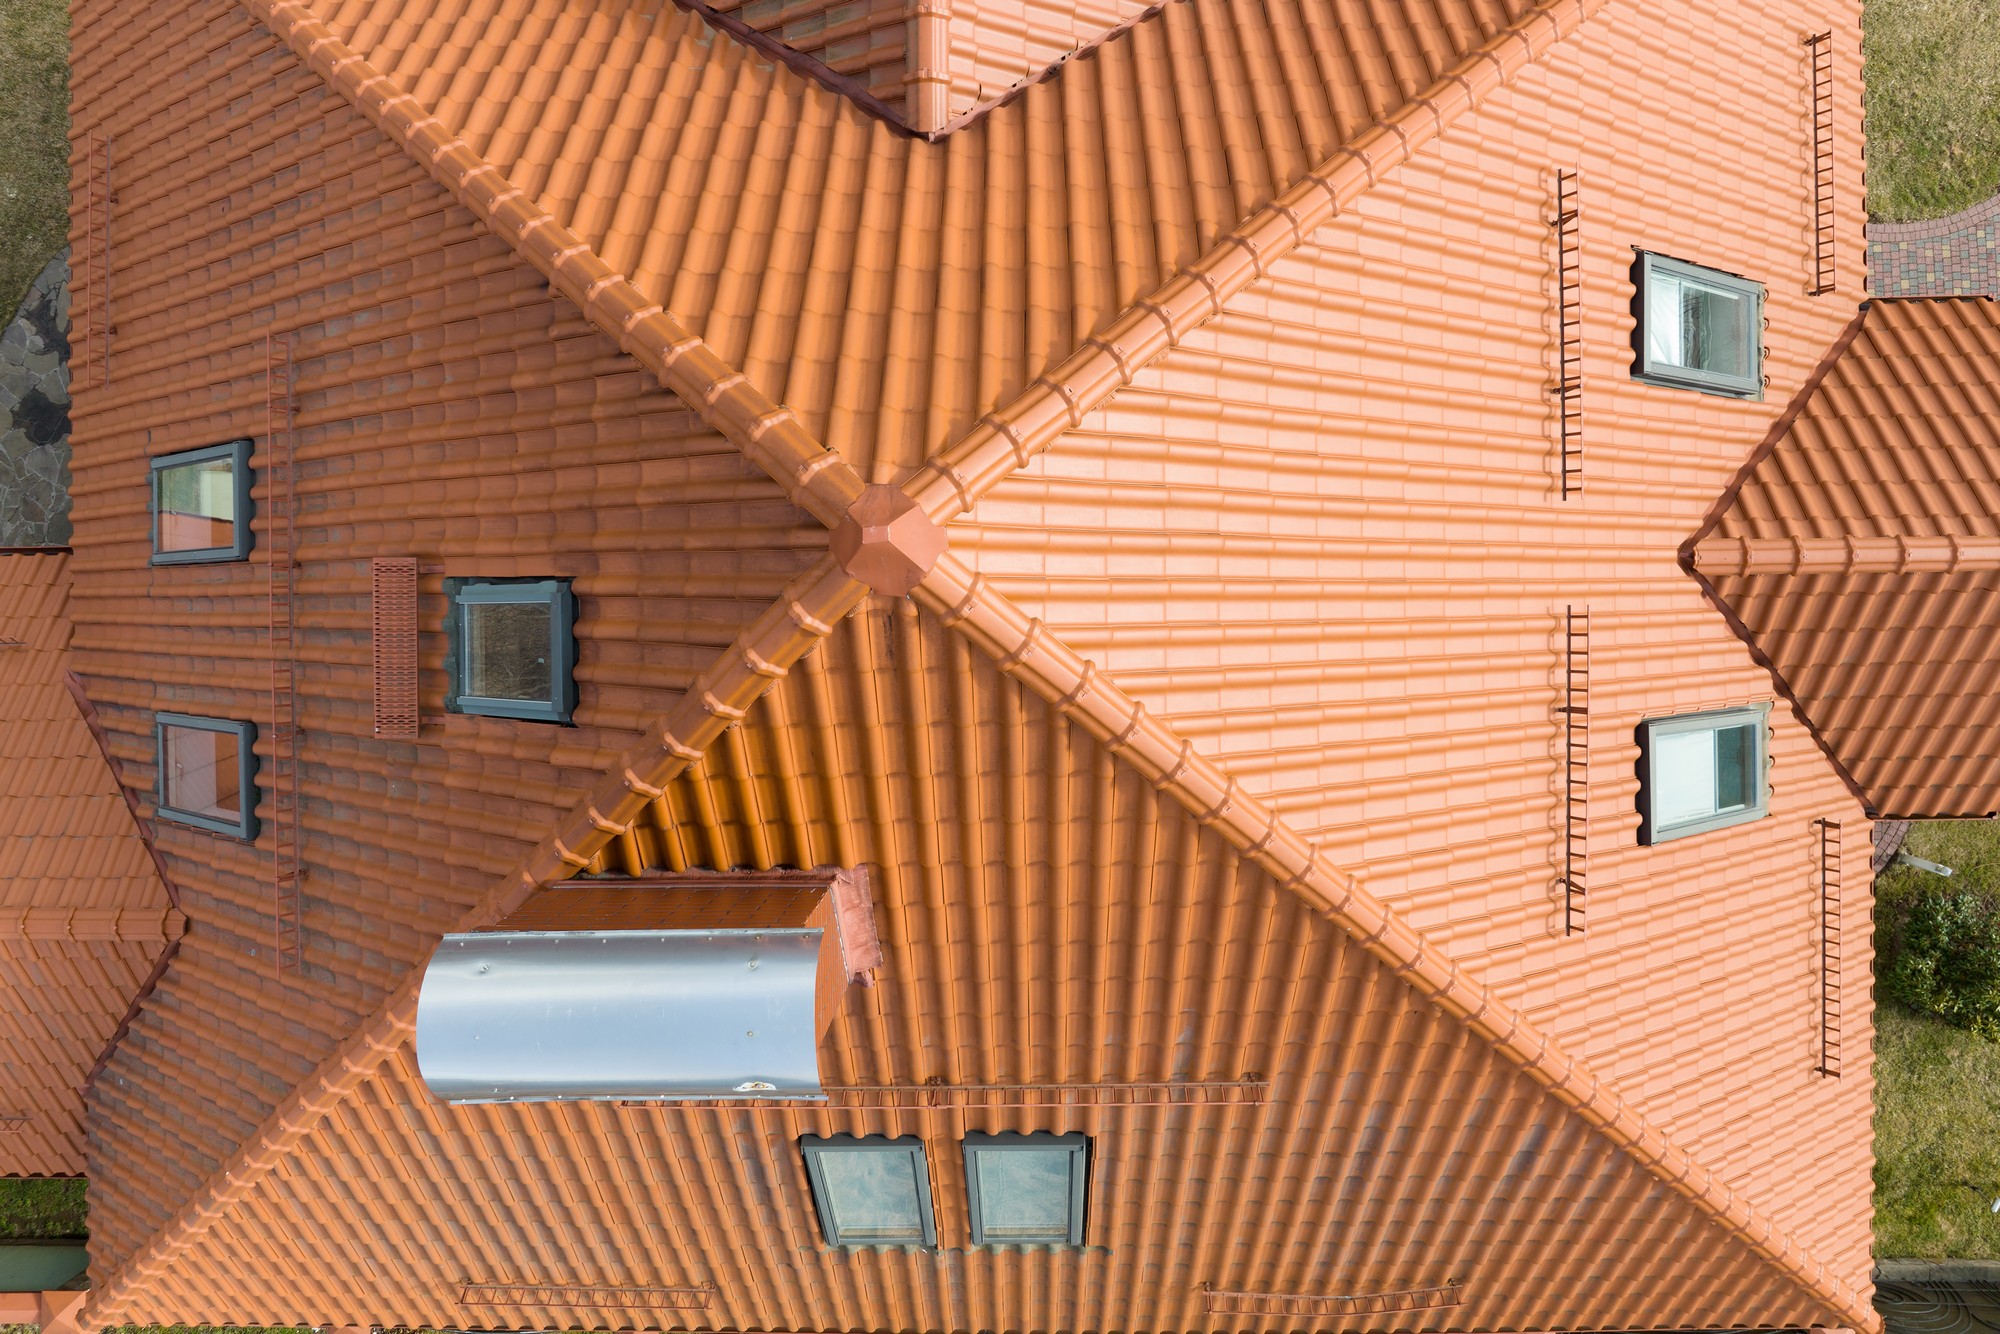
[
  {"xmin": 415, "ymin": 929, "xmax": 825, "ymax": 1103},
  {"xmin": 457, "ymin": 1281, "xmax": 714, "ymax": 1311}
]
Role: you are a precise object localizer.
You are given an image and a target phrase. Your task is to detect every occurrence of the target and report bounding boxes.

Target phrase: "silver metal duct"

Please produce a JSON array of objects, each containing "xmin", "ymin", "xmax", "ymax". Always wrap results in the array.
[{"xmin": 415, "ymin": 928, "xmax": 825, "ymax": 1103}]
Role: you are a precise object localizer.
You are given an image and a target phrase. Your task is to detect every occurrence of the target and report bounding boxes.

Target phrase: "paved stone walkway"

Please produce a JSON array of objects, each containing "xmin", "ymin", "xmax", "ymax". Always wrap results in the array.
[
  {"xmin": 0, "ymin": 249, "xmax": 71, "ymax": 547},
  {"xmin": 1868, "ymin": 192, "xmax": 2000, "ymax": 298}
]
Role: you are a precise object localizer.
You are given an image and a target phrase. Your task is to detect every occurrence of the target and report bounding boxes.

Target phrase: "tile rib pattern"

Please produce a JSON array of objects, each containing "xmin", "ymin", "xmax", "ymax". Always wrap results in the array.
[
  {"xmin": 50, "ymin": 0, "xmax": 1888, "ymax": 1328},
  {"xmin": 1692, "ymin": 297, "xmax": 2000, "ymax": 818},
  {"xmin": 948, "ymin": 0, "xmax": 1875, "ymax": 1292},
  {"xmin": 62, "ymin": 0, "xmax": 828, "ymax": 1283},
  {"xmin": 100, "ymin": 609, "xmax": 1850, "ymax": 1332},
  {"xmin": 126, "ymin": 8, "xmax": 1883, "ymax": 1327},
  {"xmin": 303, "ymin": 0, "xmax": 1539, "ymax": 485},
  {"xmin": 0, "ymin": 552, "xmax": 179, "ymax": 1176}
]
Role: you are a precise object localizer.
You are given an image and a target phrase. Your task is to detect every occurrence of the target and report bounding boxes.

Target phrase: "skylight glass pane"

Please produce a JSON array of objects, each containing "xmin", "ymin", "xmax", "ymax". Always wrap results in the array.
[
  {"xmin": 1714, "ymin": 723, "xmax": 1755, "ymax": 812},
  {"xmin": 1679, "ymin": 280, "xmax": 1751, "ymax": 376},
  {"xmin": 971, "ymin": 1147, "xmax": 1075, "ymax": 1242},
  {"xmin": 463, "ymin": 600, "xmax": 554, "ymax": 703},
  {"xmin": 815, "ymin": 1148, "xmax": 927, "ymax": 1243},
  {"xmin": 1646, "ymin": 273, "xmax": 1685, "ymax": 366},
  {"xmin": 1652, "ymin": 728, "xmax": 1718, "ymax": 828},
  {"xmin": 154, "ymin": 456, "xmax": 238, "ymax": 553},
  {"xmin": 162, "ymin": 724, "xmax": 241, "ymax": 820}
]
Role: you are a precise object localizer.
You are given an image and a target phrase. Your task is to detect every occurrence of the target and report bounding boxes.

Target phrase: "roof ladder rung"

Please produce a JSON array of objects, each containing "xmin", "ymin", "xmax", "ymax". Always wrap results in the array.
[
  {"xmin": 1550, "ymin": 169, "xmax": 1584, "ymax": 499},
  {"xmin": 1804, "ymin": 32, "xmax": 1837, "ymax": 296},
  {"xmin": 1815, "ymin": 817, "xmax": 1842, "ymax": 1077},
  {"xmin": 266, "ymin": 331, "xmax": 304, "ymax": 978},
  {"xmin": 1561, "ymin": 604, "xmax": 1590, "ymax": 936}
]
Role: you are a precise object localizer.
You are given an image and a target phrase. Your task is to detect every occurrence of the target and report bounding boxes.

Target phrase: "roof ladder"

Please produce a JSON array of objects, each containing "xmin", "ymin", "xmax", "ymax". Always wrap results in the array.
[
  {"xmin": 1804, "ymin": 31, "xmax": 1836, "ymax": 295},
  {"xmin": 1815, "ymin": 817, "xmax": 1843, "ymax": 1077},
  {"xmin": 266, "ymin": 332, "xmax": 303, "ymax": 976},
  {"xmin": 84, "ymin": 134, "xmax": 112, "ymax": 387},
  {"xmin": 1551, "ymin": 169, "xmax": 1583, "ymax": 497},
  {"xmin": 1560, "ymin": 606, "xmax": 1590, "ymax": 935}
]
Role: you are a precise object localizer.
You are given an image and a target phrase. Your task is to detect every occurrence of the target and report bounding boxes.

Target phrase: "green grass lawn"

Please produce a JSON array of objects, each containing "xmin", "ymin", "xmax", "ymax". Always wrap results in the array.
[
  {"xmin": 0, "ymin": 1177, "xmax": 85, "ymax": 1238},
  {"xmin": 1874, "ymin": 818, "xmax": 2000, "ymax": 1258},
  {"xmin": 1874, "ymin": 1004, "xmax": 2000, "ymax": 1257},
  {"xmin": 1864, "ymin": 0, "xmax": 2000, "ymax": 220},
  {"xmin": 0, "ymin": 0, "xmax": 69, "ymax": 317}
]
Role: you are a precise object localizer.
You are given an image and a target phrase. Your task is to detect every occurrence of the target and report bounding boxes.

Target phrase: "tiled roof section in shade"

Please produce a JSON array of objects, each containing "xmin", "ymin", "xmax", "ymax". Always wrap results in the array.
[
  {"xmin": 1690, "ymin": 298, "xmax": 2000, "ymax": 818},
  {"xmin": 297, "ymin": 0, "xmax": 1538, "ymax": 482},
  {"xmin": 103, "ymin": 609, "xmax": 1853, "ymax": 1333},
  {"xmin": 703, "ymin": 0, "xmax": 922, "ymax": 122},
  {"xmin": 0, "ymin": 552, "xmax": 181, "ymax": 1176}
]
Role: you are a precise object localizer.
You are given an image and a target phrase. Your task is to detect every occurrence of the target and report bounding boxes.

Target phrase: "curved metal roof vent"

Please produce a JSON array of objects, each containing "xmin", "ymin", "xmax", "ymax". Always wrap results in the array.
[{"xmin": 415, "ymin": 928, "xmax": 825, "ymax": 1103}]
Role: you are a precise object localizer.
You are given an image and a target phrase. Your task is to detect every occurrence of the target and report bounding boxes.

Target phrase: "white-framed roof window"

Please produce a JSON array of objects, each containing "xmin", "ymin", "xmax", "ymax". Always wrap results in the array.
[
  {"xmin": 1632, "ymin": 252, "xmax": 1764, "ymax": 399},
  {"xmin": 1639, "ymin": 703, "xmax": 1771, "ymax": 844}
]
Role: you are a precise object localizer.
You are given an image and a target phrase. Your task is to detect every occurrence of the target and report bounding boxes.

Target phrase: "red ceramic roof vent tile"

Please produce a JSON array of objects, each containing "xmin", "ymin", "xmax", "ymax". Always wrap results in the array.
[
  {"xmin": 371, "ymin": 558, "xmax": 419, "ymax": 740},
  {"xmin": 831, "ymin": 485, "xmax": 948, "ymax": 596}
]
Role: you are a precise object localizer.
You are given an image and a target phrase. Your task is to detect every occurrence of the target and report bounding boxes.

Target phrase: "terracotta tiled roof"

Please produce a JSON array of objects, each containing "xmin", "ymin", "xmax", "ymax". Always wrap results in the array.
[
  {"xmin": 63, "ymin": 0, "xmax": 1881, "ymax": 1326},
  {"xmin": 86, "ymin": 609, "xmax": 1863, "ymax": 1331},
  {"xmin": 1690, "ymin": 297, "xmax": 2000, "ymax": 819},
  {"xmin": 0, "ymin": 552, "xmax": 181, "ymax": 1176},
  {"xmin": 273, "ymin": 0, "xmax": 1552, "ymax": 492}
]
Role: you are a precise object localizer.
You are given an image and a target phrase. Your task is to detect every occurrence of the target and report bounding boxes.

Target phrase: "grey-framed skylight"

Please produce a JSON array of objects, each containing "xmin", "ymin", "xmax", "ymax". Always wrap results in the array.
[
  {"xmin": 444, "ymin": 578, "xmax": 577, "ymax": 723},
  {"xmin": 962, "ymin": 1131, "xmax": 1089, "ymax": 1246},
  {"xmin": 800, "ymin": 1135, "xmax": 937, "ymax": 1248},
  {"xmin": 1631, "ymin": 252, "xmax": 1764, "ymax": 399},
  {"xmin": 155, "ymin": 712, "xmax": 259, "ymax": 840},
  {"xmin": 1638, "ymin": 703, "xmax": 1771, "ymax": 844},
  {"xmin": 150, "ymin": 439, "xmax": 254, "ymax": 564}
]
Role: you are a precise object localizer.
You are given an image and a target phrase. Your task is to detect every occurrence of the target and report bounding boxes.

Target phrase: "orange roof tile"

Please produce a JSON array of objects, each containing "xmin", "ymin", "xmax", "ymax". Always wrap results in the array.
[
  {"xmin": 0, "ymin": 552, "xmax": 180, "ymax": 1176},
  {"xmin": 1691, "ymin": 297, "xmax": 2000, "ymax": 818},
  {"xmin": 61, "ymin": 0, "xmax": 1882, "ymax": 1326}
]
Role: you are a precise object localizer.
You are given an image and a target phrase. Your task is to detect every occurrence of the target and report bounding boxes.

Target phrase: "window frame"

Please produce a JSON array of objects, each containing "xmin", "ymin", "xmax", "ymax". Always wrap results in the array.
[
  {"xmin": 799, "ymin": 1134, "xmax": 938, "ymax": 1249},
  {"xmin": 1637, "ymin": 703, "xmax": 1771, "ymax": 845},
  {"xmin": 154, "ymin": 712, "xmax": 260, "ymax": 841},
  {"xmin": 444, "ymin": 578, "xmax": 578, "ymax": 724},
  {"xmin": 962, "ymin": 1131, "xmax": 1090, "ymax": 1247},
  {"xmin": 1630, "ymin": 251, "xmax": 1766, "ymax": 400},
  {"xmin": 149, "ymin": 439, "xmax": 255, "ymax": 565}
]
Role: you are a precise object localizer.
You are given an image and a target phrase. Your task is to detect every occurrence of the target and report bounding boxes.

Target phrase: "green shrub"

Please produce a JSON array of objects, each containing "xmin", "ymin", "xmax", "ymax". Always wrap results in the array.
[{"xmin": 1879, "ymin": 880, "xmax": 2000, "ymax": 1039}]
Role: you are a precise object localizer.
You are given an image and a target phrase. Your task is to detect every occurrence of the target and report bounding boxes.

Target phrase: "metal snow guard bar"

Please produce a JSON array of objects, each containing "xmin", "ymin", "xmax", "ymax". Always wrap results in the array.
[{"xmin": 415, "ymin": 928, "xmax": 826, "ymax": 1103}]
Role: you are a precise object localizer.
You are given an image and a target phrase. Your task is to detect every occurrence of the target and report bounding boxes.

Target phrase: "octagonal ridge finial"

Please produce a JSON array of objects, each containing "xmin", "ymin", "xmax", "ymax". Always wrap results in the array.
[{"xmin": 831, "ymin": 485, "xmax": 949, "ymax": 597}]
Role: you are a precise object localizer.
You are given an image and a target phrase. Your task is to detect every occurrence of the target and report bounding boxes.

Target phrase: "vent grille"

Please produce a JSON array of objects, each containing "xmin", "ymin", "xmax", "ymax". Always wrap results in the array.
[{"xmin": 371, "ymin": 558, "xmax": 420, "ymax": 740}]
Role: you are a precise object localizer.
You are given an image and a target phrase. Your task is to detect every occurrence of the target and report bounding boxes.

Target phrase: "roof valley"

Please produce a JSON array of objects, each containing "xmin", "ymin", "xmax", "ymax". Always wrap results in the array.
[{"xmin": 67, "ymin": 0, "xmax": 1880, "ymax": 1325}]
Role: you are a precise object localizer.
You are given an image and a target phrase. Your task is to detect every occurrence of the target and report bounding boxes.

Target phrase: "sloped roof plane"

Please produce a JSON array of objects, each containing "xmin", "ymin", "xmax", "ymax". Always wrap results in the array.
[
  {"xmin": 60, "ymin": 0, "xmax": 1881, "ymax": 1327},
  {"xmin": 79, "ymin": 606, "xmax": 1862, "ymax": 1330},
  {"xmin": 1689, "ymin": 296, "xmax": 2000, "ymax": 819},
  {"xmin": 0, "ymin": 552, "xmax": 182, "ymax": 1176}
]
